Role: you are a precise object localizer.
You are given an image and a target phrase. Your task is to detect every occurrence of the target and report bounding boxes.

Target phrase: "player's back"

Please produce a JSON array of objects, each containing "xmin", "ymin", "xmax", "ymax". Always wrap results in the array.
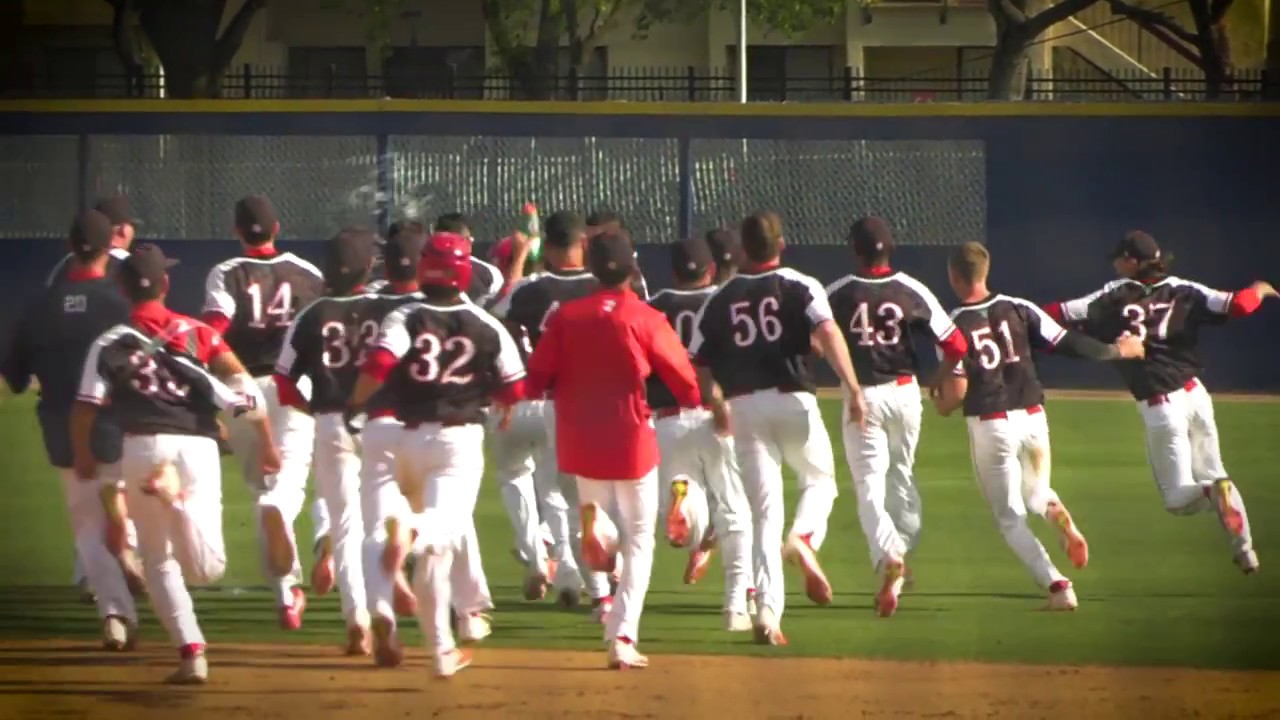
[
  {"xmin": 379, "ymin": 300, "xmax": 516, "ymax": 425},
  {"xmin": 646, "ymin": 287, "xmax": 715, "ymax": 409},
  {"xmin": 467, "ymin": 256, "xmax": 504, "ymax": 308},
  {"xmin": 46, "ymin": 248, "xmax": 130, "ymax": 288},
  {"xmin": 949, "ymin": 294, "xmax": 1064, "ymax": 418},
  {"xmin": 24, "ymin": 276, "xmax": 132, "ymax": 412},
  {"xmin": 81, "ymin": 326, "xmax": 243, "ymax": 439},
  {"xmin": 204, "ymin": 253, "xmax": 323, "ymax": 375},
  {"xmin": 691, "ymin": 267, "xmax": 827, "ymax": 397},
  {"xmin": 494, "ymin": 269, "xmax": 599, "ymax": 355},
  {"xmin": 826, "ymin": 271, "xmax": 954, "ymax": 386}
]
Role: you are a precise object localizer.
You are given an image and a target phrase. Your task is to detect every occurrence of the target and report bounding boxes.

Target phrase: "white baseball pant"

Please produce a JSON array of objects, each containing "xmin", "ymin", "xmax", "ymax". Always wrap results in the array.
[
  {"xmin": 362, "ymin": 417, "xmax": 492, "ymax": 627},
  {"xmin": 655, "ymin": 409, "xmax": 754, "ymax": 614},
  {"xmin": 400, "ymin": 423, "xmax": 488, "ymax": 657},
  {"xmin": 121, "ymin": 434, "xmax": 226, "ymax": 650},
  {"xmin": 965, "ymin": 406, "xmax": 1068, "ymax": 590},
  {"xmin": 59, "ymin": 466, "xmax": 137, "ymax": 624},
  {"xmin": 485, "ymin": 400, "xmax": 555, "ymax": 580},
  {"xmin": 1137, "ymin": 378, "xmax": 1253, "ymax": 554},
  {"xmin": 226, "ymin": 374, "xmax": 314, "ymax": 608},
  {"xmin": 843, "ymin": 377, "xmax": 924, "ymax": 571},
  {"xmin": 313, "ymin": 413, "xmax": 369, "ymax": 629},
  {"xmin": 729, "ymin": 389, "xmax": 837, "ymax": 621},
  {"xmin": 577, "ymin": 469, "xmax": 658, "ymax": 644},
  {"xmin": 545, "ymin": 402, "xmax": 613, "ymax": 601}
]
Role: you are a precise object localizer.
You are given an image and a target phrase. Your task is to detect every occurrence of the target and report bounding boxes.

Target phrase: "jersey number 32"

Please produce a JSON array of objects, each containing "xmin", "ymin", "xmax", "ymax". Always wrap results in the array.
[{"xmin": 409, "ymin": 333, "xmax": 476, "ymax": 385}]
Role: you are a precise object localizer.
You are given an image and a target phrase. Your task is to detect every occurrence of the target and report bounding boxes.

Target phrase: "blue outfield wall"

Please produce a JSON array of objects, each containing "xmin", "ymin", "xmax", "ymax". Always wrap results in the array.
[{"xmin": 0, "ymin": 101, "xmax": 1277, "ymax": 392}]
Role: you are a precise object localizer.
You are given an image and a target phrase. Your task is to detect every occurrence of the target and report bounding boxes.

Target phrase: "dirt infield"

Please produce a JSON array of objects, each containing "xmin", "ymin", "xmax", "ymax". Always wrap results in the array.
[{"xmin": 1, "ymin": 641, "xmax": 1277, "ymax": 720}]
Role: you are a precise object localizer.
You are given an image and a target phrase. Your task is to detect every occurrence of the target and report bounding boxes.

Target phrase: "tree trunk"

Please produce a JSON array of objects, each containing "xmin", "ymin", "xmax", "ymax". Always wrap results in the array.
[
  {"xmin": 1268, "ymin": 1, "xmax": 1280, "ymax": 99},
  {"xmin": 988, "ymin": 28, "xmax": 1032, "ymax": 99},
  {"xmin": 136, "ymin": 0, "xmax": 262, "ymax": 99}
]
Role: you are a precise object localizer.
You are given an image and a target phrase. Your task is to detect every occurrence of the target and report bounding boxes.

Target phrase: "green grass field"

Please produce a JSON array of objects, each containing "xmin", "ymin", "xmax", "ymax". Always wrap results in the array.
[{"xmin": 0, "ymin": 392, "xmax": 1276, "ymax": 672}]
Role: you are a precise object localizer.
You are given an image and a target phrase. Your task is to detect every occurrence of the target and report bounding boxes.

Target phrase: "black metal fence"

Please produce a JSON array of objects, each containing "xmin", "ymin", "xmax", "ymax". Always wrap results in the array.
[{"xmin": 11, "ymin": 64, "xmax": 1272, "ymax": 103}]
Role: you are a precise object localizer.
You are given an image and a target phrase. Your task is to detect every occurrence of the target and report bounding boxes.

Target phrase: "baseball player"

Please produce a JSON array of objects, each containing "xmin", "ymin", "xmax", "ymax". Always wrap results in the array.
[
  {"xmin": 689, "ymin": 211, "xmax": 866, "ymax": 646},
  {"xmin": 525, "ymin": 229, "xmax": 702, "ymax": 669},
  {"xmin": 932, "ymin": 242, "xmax": 1143, "ymax": 610},
  {"xmin": 353, "ymin": 232, "xmax": 525, "ymax": 679},
  {"xmin": 3, "ymin": 209, "xmax": 143, "ymax": 650},
  {"xmin": 368, "ymin": 215, "xmax": 504, "ymax": 310},
  {"xmin": 586, "ymin": 210, "xmax": 650, "ymax": 300},
  {"xmin": 200, "ymin": 194, "xmax": 323, "ymax": 629},
  {"xmin": 1042, "ymin": 232, "xmax": 1274, "ymax": 574},
  {"xmin": 824, "ymin": 217, "xmax": 969, "ymax": 617},
  {"xmin": 71, "ymin": 244, "xmax": 280, "ymax": 684},
  {"xmin": 45, "ymin": 194, "xmax": 136, "ymax": 288},
  {"xmin": 491, "ymin": 210, "xmax": 613, "ymax": 616},
  {"xmin": 649, "ymin": 235, "xmax": 755, "ymax": 632}
]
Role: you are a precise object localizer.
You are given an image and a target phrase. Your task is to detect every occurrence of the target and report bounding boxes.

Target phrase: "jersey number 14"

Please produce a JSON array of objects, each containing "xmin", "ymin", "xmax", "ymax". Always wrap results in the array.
[{"xmin": 247, "ymin": 282, "xmax": 294, "ymax": 329}]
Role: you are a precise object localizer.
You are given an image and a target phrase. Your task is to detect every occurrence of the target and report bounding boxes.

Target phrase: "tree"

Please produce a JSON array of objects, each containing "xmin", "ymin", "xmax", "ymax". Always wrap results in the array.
[
  {"xmin": 985, "ymin": 0, "xmax": 1103, "ymax": 100},
  {"xmin": 1105, "ymin": 0, "xmax": 1237, "ymax": 98},
  {"xmin": 105, "ymin": 0, "xmax": 266, "ymax": 98},
  {"xmin": 1267, "ymin": 0, "xmax": 1280, "ymax": 98}
]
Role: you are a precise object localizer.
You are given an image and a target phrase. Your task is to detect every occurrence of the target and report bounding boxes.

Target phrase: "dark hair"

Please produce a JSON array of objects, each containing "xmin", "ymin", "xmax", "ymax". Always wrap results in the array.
[
  {"xmin": 1134, "ymin": 255, "xmax": 1173, "ymax": 280},
  {"xmin": 544, "ymin": 210, "xmax": 585, "ymax": 250},
  {"xmin": 740, "ymin": 211, "xmax": 784, "ymax": 264},
  {"xmin": 433, "ymin": 213, "xmax": 469, "ymax": 236},
  {"xmin": 586, "ymin": 210, "xmax": 623, "ymax": 230},
  {"xmin": 389, "ymin": 220, "xmax": 427, "ymax": 239},
  {"xmin": 421, "ymin": 285, "xmax": 462, "ymax": 303}
]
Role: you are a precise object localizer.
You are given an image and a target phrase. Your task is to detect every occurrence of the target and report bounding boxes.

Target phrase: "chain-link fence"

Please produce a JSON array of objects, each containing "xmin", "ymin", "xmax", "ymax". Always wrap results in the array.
[{"xmin": 0, "ymin": 133, "xmax": 985, "ymax": 246}]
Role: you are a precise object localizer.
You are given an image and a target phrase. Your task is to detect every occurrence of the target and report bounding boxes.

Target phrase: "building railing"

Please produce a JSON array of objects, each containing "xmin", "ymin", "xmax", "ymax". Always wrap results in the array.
[{"xmin": 7, "ymin": 64, "xmax": 1271, "ymax": 102}]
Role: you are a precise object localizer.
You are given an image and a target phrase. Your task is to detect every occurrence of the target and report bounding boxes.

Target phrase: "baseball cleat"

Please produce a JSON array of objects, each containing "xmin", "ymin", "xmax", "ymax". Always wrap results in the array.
[
  {"xmin": 165, "ymin": 646, "xmax": 208, "ymax": 685},
  {"xmin": 345, "ymin": 624, "xmax": 372, "ymax": 656},
  {"xmin": 665, "ymin": 480, "xmax": 692, "ymax": 548},
  {"xmin": 752, "ymin": 609, "xmax": 788, "ymax": 647},
  {"xmin": 1211, "ymin": 479, "xmax": 1246, "ymax": 537},
  {"xmin": 783, "ymin": 533, "xmax": 833, "ymax": 606},
  {"xmin": 607, "ymin": 639, "xmax": 649, "ymax": 670},
  {"xmin": 371, "ymin": 617, "xmax": 403, "ymax": 668},
  {"xmin": 875, "ymin": 559, "xmax": 905, "ymax": 618},
  {"xmin": 1235, "ymin": 549, "xmax": 1260, "ymax": 575},
  {"xmin": 434, "ymin": 647, "xmax": 473, "ymax": 679},
  {"xmin": 1047, "ymin": 501, "xmax": 1089, "ymax": 569},
  {"xmin": 102, "ymin": 616, "xmax": 133, "ymax": 652},
  {"xmin": 311, "ymin": 536, "xmax": 335, "ymax": 596},
  {"xmin": 457, "ymin": 612, "xmax": 493, "ymax": 644},
  {"xmin": 683, "ymin": 545, "xmax": 714, "ymax": 585},
  {"xmin": 580, "ymin": 503, "xmax": 617, "ymax": 573},
  {"xmin": 723, "ymin": 611, "xmax": 753, "ymax": 632},
  {"xmin": 591, "ymin": 596, "xmax": 614, "ymax": 624},
  {"xmin": 279, "ymin": 586, "xmax": 307, "ymax": 630},
  {"xmin": 260, "ymin": 505, "xmax": 295, "ymax": 578},
  {"xmin": 1045, "ymin": 580, "xmax": 1078, "ymax": 611}
]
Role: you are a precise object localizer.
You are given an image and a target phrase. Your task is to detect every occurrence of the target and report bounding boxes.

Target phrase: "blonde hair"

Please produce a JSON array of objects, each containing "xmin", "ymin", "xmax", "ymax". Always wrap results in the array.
[{"xmin": 948, "ymin": 241, "xmax": 990, "ymax": 284}]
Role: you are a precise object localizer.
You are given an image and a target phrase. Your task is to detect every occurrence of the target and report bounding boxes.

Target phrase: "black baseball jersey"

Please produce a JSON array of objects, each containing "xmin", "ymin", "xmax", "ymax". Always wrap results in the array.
[
  {"xmin": 276, "ymin": 292, "xmax": 422, "ymax": 414},
  {"xmin": 366, "ymin": 279, "xmax": 389, "ymax": 294},
  {"xmin": 468, "ymin": 256, "xmax": 504, "ymax": 308},
  {"xmin": 373, "ymin": 300, "xmax": 525, "ymax": 425},
  {"xmin": 45, "ymin": 248, "xmax": 130, "ymax": 288},
  {"xmin": 690, "ymin": 267, "xmax": 832, "ymax": 397},
  {"xmin": 78, "ymin": 325, "xmax": 250, "ymax": 439},
  {"xmin": 826, "ymin": 271, "xmax": 957, "ymax": 386},
  {"xmin": 202, "ymin": 253, "xmax": 324, "ymax": 376},
  {"xmin": 2, "ymin": 276, "xmax": 131, "ymax": 467},
  {"xmin": 492, "ymin": 269, "xmax": 600, "ymax": 360},
  {"xmin": 1057, "ymin": 276, "xmax": 1235, "ymax": 401},
  {"xmin": 646, "ymin": 287, "xmax": 715, "ymax": 411},
  {"xmin": 947, "ymin": 294, "xmax": 1066, "ymax": 417}
]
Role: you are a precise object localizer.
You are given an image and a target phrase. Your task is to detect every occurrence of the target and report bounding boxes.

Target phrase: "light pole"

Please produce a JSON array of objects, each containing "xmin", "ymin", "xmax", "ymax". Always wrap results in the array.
[{"xmin": 737, "ymin": 0, "xmax": 747, "ymax": 102}]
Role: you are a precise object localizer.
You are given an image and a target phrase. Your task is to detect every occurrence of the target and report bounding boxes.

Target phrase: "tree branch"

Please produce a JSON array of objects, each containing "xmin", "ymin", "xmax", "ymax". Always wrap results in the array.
[
  {"xmin": 1106, "ymin": 0, "xmax": 1200, "ymax": 45},
  {"xmin": 482, "ymin": 0, "xmax": 518, "ymax": 59},
  {"xmin": 1207, "ymin": 0, "xmax": 1233, "ymax": 25},
  {"xmin": 1025, "ymin": 0, "xmax": 1101, "ymax": 35},
  {"xmin": 995, "ymin": 0, "xmax": 1028, "ymax": 25},
  {"xmin": 210, "ymin": 0, "xmax": 265, "ymax": 79}
]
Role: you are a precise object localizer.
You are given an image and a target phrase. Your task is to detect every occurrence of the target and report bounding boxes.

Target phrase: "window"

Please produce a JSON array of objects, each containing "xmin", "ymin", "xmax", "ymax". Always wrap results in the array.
[
  {"xmin": 384, "ymin": 46, "xmax": 486, "ymax": 99},
  {"xmin": 287, "ymin": 47, "xmax": 368, "ymax": 98},
  {"xmin": 725, "ymin": 46, "xmax": 837, "ymax": 101}
]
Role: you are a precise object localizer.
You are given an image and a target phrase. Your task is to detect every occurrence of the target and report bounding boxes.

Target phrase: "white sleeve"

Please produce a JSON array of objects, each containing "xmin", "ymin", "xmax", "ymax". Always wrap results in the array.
[
  {"xmin": 76, "ymin": 332, "xmax": 115, "ymax": 404},
  {"xmin": 376, "ymin": 305, "xmax": 415, "ymax": 358},
  {"xmin": 803, "ymin": 284, "xmax": 835, "ymax": 326},
  {"xmin": 1029, "ymin": 303, "xmax": 1068, "ymax": 346},
  {"xmin": 45, "ymin": 254, "xmax": 71, "ymax": 287},
  {"xmin": 1185, "ymin": 280, "xmax": 1234, "ymax": 315},
  {"xmin": 274, "ymin": 300, "xmax": 316, "ymax": 377},
  {"xmin": 490, "ymin": 290, "xmax": 513, "ymax": 319},
  {"xmin": 687, "ymin": 301, "xmax": 708, "ymax": 358},
  {"xmin": 900, "ymin": 275, "xmax": 958, "ymax": 341},
  {"xmin": 935, "ymin": 346, "xmax": 966, "ymax": 376},
  {"xmin": 202, "ymin": 262, "xmax": 237, "ymax": 318},
  {"xmin": 171, "ymin": 355, "xmax": 246, "ymax": 411},
  {"xmin": 494, "ymin": 323, "xmax": 527, "ymax": 383},
  {"xmin": 1058, "ymin": 280, "xmax": 1126, "ymax": 322}
]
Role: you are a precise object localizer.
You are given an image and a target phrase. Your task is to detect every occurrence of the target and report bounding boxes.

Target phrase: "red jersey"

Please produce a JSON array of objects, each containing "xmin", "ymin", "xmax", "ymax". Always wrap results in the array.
[
  {"xmin": 526, "ymin": 287, "xmax": 700, "ymax": 481},
  {"xmin": 131, "ymin": 300, "xmax": 229, "ymax": 366}
]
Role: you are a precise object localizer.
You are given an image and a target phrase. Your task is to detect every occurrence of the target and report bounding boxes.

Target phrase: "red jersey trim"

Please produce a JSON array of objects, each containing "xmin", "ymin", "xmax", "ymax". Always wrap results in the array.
[
  {"xmin": 493, "ymin": 378, "xmax": 527, "ymax": 405},
  {"xmin": 1042, "ymin": 302, "xmax": 1066, "ymax": 323},
  {"xmin": 67, "ymin": 267, "xmax": 107, "ymax": 282},
  {"xmin": 274, "ymin": 373, "xmax": 307, "ymax": 409},
  {"xmin": 201, "ymin": 311, "xmax": 231, "ymax": 336},
  {"xmin": 244, "ymin": 245, "xmax": 279, "ymax": 259},
  {"xmin": 1229, "ymin": 288, "xmax": 1261, "ymax": 318},
  {"xmin": 362, "ymin": 347, "xmax": 398, "ymax": 383},
  {"xmin": 861, "ymin": 265, "xmax": 893, "ymax": 278},
  {"xmin": 936, "ymin": 327, "xmax": 968, "ymax": 362}
]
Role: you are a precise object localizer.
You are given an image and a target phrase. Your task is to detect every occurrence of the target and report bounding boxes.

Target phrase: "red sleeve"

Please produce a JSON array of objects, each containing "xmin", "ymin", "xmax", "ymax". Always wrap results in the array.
[
  {"xmin": 493, "ymin": 378, "xmax": 527, "ymax": 405},
  {"xmin": 525, "ymin": 311, "xmax": 562, "ymax": 398},
  {"xmin": 361, "ymin": 347, "xmax": 398, "ymax": 383},
  {"xmin": 195, "ymin": 325, "xmax": 230, "ymax": 365},
  {"xmin": 936, "ymin": 327, "xmax": 968, "ymax": 363},
  {"xmin": 1228, "ymin": 287, "xmax": 1262, "ymax": 318},
  {"xmin": 1042, "ymin": 302, "xmax": 1065, "ymax": 324},
  {"xmin": 273, "ymin": 373, "xmax": 306, "ymax": 409},
  {"xmin": 648, "ymin": 313, "xmax": 701, "ymax": 408},
  {"xmin": 201, "ymin": 311, "xmax": 231, "ymax": 337}
]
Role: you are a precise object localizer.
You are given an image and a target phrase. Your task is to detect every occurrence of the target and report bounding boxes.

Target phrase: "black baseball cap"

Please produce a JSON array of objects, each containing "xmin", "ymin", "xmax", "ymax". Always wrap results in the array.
[
  {"xmin": 384, "ymin": 222, "xmax": 428, "ymax": 282},
  {"xmin": 848, "ymin": 216, "xmax": 894, "ymax": 261},
  {"xmin": 93, "ymin": 194, "xmax": 140, "ymax": 226},
  {"xmin": 1110, "ymin": 231, "xmax": 1161, "ymax": 261},
  {"xmin": 69, "ymin": 209, "xmax": 114, "ymax": 261},
  {"xmin": 588, "ymin": 230, "xmax": 637, "ymax": 286},
  {"xmin": 324, "ymin": 227, "xmax": 377, "ymax": 290},
  {"xmin": 704, "ymin": 228, "xmax": 743, "ymax": 269},
  {"xmin": 671, "ymin": 236, "xmax": 714, "ymax": 283},
  {"xmin": 118, "ymin": 243, "xmax": 178, "ymax": 298},
  {"xmin": 234, "ymin": 194, "xmax": 278, "ymax": 242}
]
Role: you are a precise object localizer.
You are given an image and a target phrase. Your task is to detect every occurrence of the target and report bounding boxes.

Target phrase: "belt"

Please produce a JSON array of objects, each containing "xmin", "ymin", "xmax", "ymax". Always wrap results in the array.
[
  {"xmin": 978, "ymin": 404, "xmax": 1044, "ymax": 422},
  {"xmin": 1145, "ymin": 379, "xmax": 1198, "ymax": 407}
]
